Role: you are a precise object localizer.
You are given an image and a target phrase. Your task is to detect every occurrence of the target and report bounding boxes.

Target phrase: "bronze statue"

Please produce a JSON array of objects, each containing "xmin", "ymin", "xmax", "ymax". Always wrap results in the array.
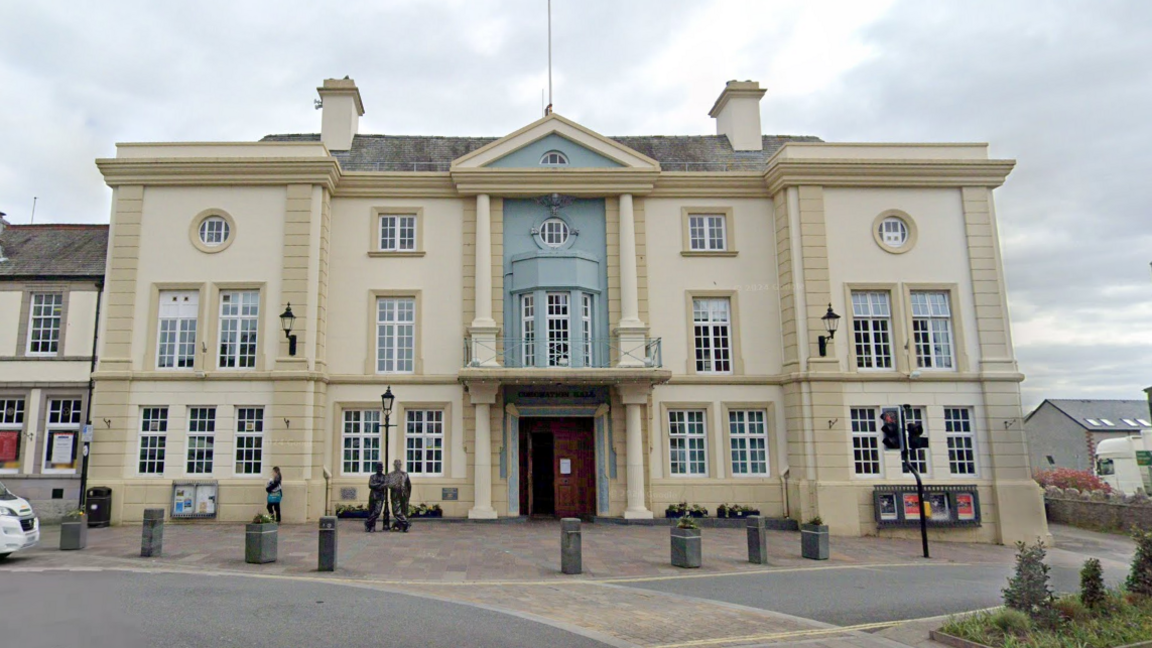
[
  {"xmin": 365, "ymin": 462, "xmax": 386, "ymax": 532},
  {"xmin": 384, "ymin": 459, "xmax": 412, "ymax": 532}
]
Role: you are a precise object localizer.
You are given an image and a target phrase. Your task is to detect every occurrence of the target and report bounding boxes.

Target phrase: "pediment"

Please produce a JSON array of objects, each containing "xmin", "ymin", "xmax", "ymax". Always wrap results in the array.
[{"xmin": 451, "ymin": 114, "xmax": 659, "ymax": 170}]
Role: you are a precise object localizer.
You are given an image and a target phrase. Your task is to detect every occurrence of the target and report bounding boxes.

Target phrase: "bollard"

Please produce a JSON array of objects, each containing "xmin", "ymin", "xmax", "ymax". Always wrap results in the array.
[
  {"xmin": 318, "ymin": 516, "xmax": 338, "ymax": 572},
  {"xmin": 746, "ymin": 515, "xmax": 769, "ymax": 565},
  {"xmin": 141, "ymin": 508, "xmax": 165, "ymax": 557},
  {"xmin": 560, "ymin": 517, "xmax": 582, "ymax": 575}
]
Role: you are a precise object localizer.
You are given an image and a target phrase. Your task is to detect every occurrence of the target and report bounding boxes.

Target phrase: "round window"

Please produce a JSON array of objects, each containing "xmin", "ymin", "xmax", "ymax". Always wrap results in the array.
[
  {"xmin": 199, "ymin": 216, "xmax": 231, "ymax": 247},
  {"xmin": 878, "ymin": 216, "xmax": 908, "ymax": 248},
  {"xmin": 540, "ymin": 218, "xmax": 570, "ymax": 247}
]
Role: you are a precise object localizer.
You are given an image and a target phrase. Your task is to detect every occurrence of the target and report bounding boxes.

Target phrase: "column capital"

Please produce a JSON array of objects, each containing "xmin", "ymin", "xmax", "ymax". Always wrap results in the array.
[
  {"xmin": 466, "ymin": 381, "xmax": 500, "ymax": 404},
  {"xmin": 615, "ymin": 383, "xmax": 650, "ymax": 405}
]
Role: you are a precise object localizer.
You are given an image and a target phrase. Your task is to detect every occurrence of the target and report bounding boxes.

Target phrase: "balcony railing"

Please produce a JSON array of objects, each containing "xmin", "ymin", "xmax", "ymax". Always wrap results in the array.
[{"xmin": 464, "ymin": 337, "xmax": 662, "ymax": 369}]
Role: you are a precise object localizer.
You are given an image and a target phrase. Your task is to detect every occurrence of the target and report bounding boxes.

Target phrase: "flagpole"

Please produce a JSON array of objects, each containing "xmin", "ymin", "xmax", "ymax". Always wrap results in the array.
[{"xmin": 547, "ymin": 0, "xmax": 552, "ymax": 114}]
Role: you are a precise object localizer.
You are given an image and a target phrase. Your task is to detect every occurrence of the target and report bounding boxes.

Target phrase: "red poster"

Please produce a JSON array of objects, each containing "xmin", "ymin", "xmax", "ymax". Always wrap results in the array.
[
  {"xmin": 0, "ymin": 431, "xmax": 18, "ymax": 462},
  {"xmin": 956, "ymin": 493, "xmax": 975, "ymax": 520},
  {"xmin": 902, "ymin": 493, "xmax": 921, "ymax": 519}
]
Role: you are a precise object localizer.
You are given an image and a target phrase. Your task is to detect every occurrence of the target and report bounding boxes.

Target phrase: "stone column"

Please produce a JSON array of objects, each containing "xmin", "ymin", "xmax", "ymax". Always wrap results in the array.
[
  {"xmin": 468, "ymin": 382, "xmax": 499, "ymax": 519},
  {"xmin": 470, "ymin": 194, "xmax": 501, "ymax": 366},
  {"xmin": 618, "ymin": 384, "xmax": 653, "ymax": 519},
  {"xmin": 616, "ymin": 194, "xmax": 648, "ymax": 367}
]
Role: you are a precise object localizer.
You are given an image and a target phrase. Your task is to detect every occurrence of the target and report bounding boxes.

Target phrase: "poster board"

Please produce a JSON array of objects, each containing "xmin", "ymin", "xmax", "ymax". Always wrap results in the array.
[
  {"xmin": 171, "ymin": 482, "xmax": 218, "ymax": 519},
  {"xmin": 873, "ymin": 485, "xmax": 981, "ymax": 528}
]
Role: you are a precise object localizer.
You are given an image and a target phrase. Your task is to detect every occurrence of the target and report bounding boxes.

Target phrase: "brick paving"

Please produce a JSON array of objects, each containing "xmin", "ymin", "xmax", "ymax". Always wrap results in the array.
[{"xmin": 5, "ymin": 520, "xmax": 1003, "ymax": 647}]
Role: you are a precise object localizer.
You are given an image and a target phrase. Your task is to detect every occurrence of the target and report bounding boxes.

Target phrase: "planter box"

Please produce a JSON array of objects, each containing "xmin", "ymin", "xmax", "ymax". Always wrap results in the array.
[
  {"xmin": 60, "ymin": 518, "xmax": 87, "ymax": 550},
  {"xmin": 245, "ymin": 523, "xmax": 278, "ymax": 564},
  {"xmin": 801, "ymin": 524, "xmax": 829, "ymax": 560},
  {"xmin": 671, "ymin": 527, "xmax": 702, "ymax": 568},
  {"xmin": 336, "ymin": 510, "xmax": 369, "ymax": 519},
  {"xmin": 411, "ymin": 510, "xmax": 443, "ymax": 519}
]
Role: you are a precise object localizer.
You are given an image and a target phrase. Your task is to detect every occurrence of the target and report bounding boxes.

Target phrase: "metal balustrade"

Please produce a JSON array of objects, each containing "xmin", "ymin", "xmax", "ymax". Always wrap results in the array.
[{"xmin": 463, "ymin": 337, "xmax": 662, "ymax": 369}]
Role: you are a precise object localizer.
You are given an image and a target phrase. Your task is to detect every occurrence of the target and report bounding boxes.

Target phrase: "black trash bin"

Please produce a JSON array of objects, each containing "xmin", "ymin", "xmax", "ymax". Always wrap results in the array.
[{"xmin": 87, "ymin": 487, "xmax": 112, "ymax": 528}]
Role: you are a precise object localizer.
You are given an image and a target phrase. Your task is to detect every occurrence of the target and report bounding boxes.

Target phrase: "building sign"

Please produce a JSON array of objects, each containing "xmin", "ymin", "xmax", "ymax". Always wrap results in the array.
[
  {"xmin": 442, "ymin": 487, "xmax": 459, "ymax": 501},
  {"xmin": 874, "ymin": 485, "xmax": 981, "ymax": 528},
  {"xmin": 50, "ymin": 433, "xmax": 75, "ymax": 467},
  {"xmin": 956, "ymin": 493, "xmax": 976, "ymax": 521},
  {"xmin": 902, "ymin": 493, "xmax": 921, "ymax": 520},
  {"xmin": 171, "ymin": 482, "xmax": 218, "ymax": 519},
  {"xmin": 506, "ymin": 386, "xmax": 607, "ymax": 406},
  {"xmin": 560, "ymin": 458, "xmax": 572, "ymax": 475},
  {"xmin": 1137, "ymin": 451, "xmax": 1152, "ymax": 467}
]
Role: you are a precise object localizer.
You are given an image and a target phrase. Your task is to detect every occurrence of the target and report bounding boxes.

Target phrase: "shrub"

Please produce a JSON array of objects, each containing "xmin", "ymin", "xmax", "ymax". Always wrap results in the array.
[
  {"xmin": 988, "ymin": 608, "xmax": 1032, "ymax": 634},
  {"xmin": 251, "ymin": 513, "xmax": 277, "ymax": 524},
  {"xmin": 1034, "ymin": 468, "xmax": 1112, "ymax": 494},
  {"xmin": 1080, "ymin": 558, "xmax": 1106, "ymax": 608},
  {"xmin": 806, "ymin": 516, "xmax": 824, "ymax": 526},
  {"xmin": 1127, "ymin": 527, "xmax": 1152, "ymax": 597},
  {"xmin": 1053, "ymin": 596, "xmax": 1088, "ymax": 622},
  {"xmin": 676, "ymin": 515, "xmax": 699, "ymax": 530},
  {"xmin": 1003, "ymin": 540, "xmax": 1054, "ymax": 621}
]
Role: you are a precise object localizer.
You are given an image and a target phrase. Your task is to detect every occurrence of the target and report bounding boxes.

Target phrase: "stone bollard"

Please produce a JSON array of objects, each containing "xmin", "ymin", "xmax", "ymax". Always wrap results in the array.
[
  {"xmin": 141, "ymin": 508, "xmax": 165, "ymax": 557},
  {"xmin": 561, "ymin": 517, "xmax": 582, "ymax": 575},
  {"xmin": 746, "ymin": 515, "xmax": 769, "ymax": 564},
  {"xmin": 318, "ymin": 516, "xmax": 338, "ymax": 572}
]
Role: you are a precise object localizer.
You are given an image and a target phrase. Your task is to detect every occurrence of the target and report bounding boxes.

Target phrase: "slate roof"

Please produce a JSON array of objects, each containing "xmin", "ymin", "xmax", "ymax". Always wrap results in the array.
[
  {"xmin": 259, "ymin": 133, "xmax": 823, "ymax": 172},
  {"xmin": 0, "ymin": 224, "xmax": 109, "ymax": 279},
  {"xmin": 1027, "ymin": 399, "xmax": 1152, "ymax": 431}
]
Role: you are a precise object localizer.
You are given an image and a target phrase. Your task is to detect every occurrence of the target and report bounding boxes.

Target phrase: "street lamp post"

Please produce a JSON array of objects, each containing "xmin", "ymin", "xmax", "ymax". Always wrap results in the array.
[
  {"xmin": 817, "ymin": 304, "xmax": 841, "ymax": 357},
  {"xmin": 380, "ymin": 387, "xmax": 396, "ymax": 528}
]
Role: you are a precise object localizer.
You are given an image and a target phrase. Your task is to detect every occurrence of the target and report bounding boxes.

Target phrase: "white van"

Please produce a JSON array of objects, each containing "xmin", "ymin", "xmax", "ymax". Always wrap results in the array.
[
  {"xmin": 1096, "ymin": 433, "xmax": 1152, "ymax": 495},
  {"xmin": 0, "ymin": 480, "xmax": 39, "ymax": 558}
]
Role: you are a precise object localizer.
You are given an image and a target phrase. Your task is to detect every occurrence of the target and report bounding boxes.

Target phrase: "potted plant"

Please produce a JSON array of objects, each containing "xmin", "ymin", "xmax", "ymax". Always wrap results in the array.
[
  {"xmin": 60, "ymin": 509, "xmax": 87, "ymax": 551},
  {"xmin": 429, "ymin": 504, "xmax": 443, "ymax": 518},
  {"xmin": 732, "ymin": 504, "xmax": 761, "ymax": 519},
  {"xmin": 665, "ymin": 501, "xmax": 688, "ymax": 519},
  {"xmin": 688, "ymin": 503, "xmax": 708, "ymax": 518},
  {"xmin": 335, "ymin": 504, "xmax": 369, "ymax": 519},
  {"xmin": 801, "ymin": 515, "xmax": 829, "ymax": 560},
  {"xmin": 717, "ymin": 503, "xmax": 731, "ymax": 518},
  {"xmin": 671, "ymin": 515, "xmax": 702, "ymax": 568},
  {"xmin": 245, "ymin": 513, "xmax": 278, "ymax": 564}
]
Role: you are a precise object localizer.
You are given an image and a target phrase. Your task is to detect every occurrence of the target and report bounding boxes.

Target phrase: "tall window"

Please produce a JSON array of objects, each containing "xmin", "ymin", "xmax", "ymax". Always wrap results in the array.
[
  {"xmin": 376, "ymin": 298, "xmax": 415, "ymax": 373},
  {"xmin": 729, "ymin": 410, "xmax": 768, "ymax": 476},
  {"xmin": 343, "ymin": 410, "xmax": 380, "ymax": 474},
  {"xmin": 218, "ymin": 291, "xmax": 259, "ymax": 369},
  {"xmin": 693, "ymin": 298, "xmax": 732, "ymax": 373},
  {"xmin": 27, "ymin": 293, "xmax": 63, "ymax": 355},
  {"xmin": 945, "ymin": 407, "xmax": 977, "ymax": 475},
  {"xmin": 581, "ymin": 294, "xmax": 593, "ymax": 367},
  {"xmin": 689, "ymin": 215, "xmax": 727, "ymax": 251},
  {"xmin": 0, "ymin": 399, "xmax": 25, "ymax": 472},
  {"xmin": 900, "ymin": 407, "xmax": 929, "ymax": 475},
  {"xmin": 911, "ymin": 291, "xmax": 954, "ymax": 369},
  {"xmin": 547, "ymin": 293, "xmax": 570, "ymax": 366},
  {"xmin": 235, "ymin": 407, "xmax": 264, "ymax": 475},
  {"xmin": 139, "ymin": 407, "xmax": 168, "ymax": 475},
  {"xmin": 186, "ymin": 407, "xmax": 215, "ymax": 474},
  {"xmin": 406, "ymin": 410, "xmax": 444, "ymax": 476},
  {"xmin": 669, "ymin": 410, "xmax": 708, "ymax": 476},
  {"xmin": 42, "ymin": 399, "xmax": 82, "ymax": 473},
  {"xmin": 851, "ymin": 407, "xmax": 881, "ymax": 476},
  {"xmin": 380, "ymin": 214, "xmax": 416, "ymax": 251},
  {"xmin": 521, "ymin": 294, "xmax": 535, "ymax": 367},
  {"xmin": 158, "ymin": 290, "xmax": 198, "ymax": 369},
  {"xmin": 852, "ymin": 291, "xmax": 892, "ymax": 369}
]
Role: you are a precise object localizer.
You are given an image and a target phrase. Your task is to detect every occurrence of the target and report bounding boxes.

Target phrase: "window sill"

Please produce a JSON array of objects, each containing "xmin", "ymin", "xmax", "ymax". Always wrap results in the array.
[
  {"xmin": 681, "ymin": 250, "xmax": 738, "ymax": 257},
  {"xmin": 368, "ymin": 251, "xmax": 427, "ymax": 258}
]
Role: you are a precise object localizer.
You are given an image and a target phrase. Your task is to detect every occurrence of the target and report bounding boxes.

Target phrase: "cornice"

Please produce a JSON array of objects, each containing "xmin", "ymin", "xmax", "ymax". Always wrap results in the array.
[
  {"xmin": 449, "ymin": 168, "xmax": 659, "ymax": 197},
  {"xmin": 333, "ymin": 172, "xmax": 457, "ymax": 198},
  {"xmin": 650, "ymin": 172, "xmax": 770, "ymax": 198},
  {"xmin": 96, "ymin": 157, "xmax": 342, "ymax": 191},
  {"xmin": 763, "ymin": 159, "xmax": 1016, "ymax": 194}
]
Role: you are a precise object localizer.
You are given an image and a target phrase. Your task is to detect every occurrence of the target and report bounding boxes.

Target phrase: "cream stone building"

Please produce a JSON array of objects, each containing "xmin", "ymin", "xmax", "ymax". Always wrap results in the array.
[{"xmin": 89, "ymin": 78, "xmax": 1048, "ymax": 543}]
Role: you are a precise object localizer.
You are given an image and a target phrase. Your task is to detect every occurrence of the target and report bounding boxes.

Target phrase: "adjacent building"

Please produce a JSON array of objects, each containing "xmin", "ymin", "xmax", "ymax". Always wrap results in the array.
[
  {"xmin": 1024, "ymin": 398, "xmax": 1152, "ymax": 472},
  {"xmin": 0, "ymin": 218, "xmax": 107, "ymax": 519},
  {"xmin": 87, "ymin": 77, "xmax": 1048, "ymax": 544}
]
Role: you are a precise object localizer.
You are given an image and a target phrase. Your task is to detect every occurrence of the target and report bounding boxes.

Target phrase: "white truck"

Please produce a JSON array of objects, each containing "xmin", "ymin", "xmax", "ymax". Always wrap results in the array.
[
  {"xmin": 0, "ymin": 480, "xmax": 39, "ymax": 558},
  {"xmin": 1095, "ymin": 430, "xmax": 1152, "ymax": 494}
]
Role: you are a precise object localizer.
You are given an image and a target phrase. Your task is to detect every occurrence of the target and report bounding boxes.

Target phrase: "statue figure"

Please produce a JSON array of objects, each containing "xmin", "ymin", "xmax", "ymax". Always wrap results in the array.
[
  {"xmin": 365, "ymin": 462, "xmax": 386, "ymax": 532},
  {"xmin": 384, "ymin": 459, "xmax": 412, "ymax": 532}
]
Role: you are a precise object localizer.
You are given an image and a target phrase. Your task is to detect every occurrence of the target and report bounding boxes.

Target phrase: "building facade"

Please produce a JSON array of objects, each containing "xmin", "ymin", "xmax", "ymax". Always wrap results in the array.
[
  {"xmin": 1024, "ymin": 399, "xmax": 1152, "ymax": 471},
  {"xmin": 0, "ymin": 219, "xmax": 107, "ymax": 520},
  {"xmin": 89, "ymin": 78, "xmax": 1047, "ymax": 543}
]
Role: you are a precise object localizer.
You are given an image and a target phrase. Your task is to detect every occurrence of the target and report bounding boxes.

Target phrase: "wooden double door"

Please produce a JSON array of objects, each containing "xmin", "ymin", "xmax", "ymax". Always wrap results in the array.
[{"xmin": 518, "ymin": 418, "xmax": 596, "ymax": 518}]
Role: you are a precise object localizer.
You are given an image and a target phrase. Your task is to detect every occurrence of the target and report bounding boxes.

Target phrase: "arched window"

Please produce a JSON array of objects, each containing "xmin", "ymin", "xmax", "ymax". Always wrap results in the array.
[{"xmin": 540, "ymin": 150, "xmax": 569, "ymax": 166}]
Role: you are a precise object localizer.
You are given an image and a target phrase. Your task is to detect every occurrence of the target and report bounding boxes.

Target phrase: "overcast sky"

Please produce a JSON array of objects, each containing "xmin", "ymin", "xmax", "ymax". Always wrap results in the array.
[{"xmin": 1, "ymin": 1, "xmax": 1149, "ymax": 411}]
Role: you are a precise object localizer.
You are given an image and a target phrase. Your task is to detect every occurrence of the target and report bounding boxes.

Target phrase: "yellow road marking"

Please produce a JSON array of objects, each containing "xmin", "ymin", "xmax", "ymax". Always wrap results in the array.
[{"xmin": 648, "ymin": 620, "xmax": 904, "ymax": 648}]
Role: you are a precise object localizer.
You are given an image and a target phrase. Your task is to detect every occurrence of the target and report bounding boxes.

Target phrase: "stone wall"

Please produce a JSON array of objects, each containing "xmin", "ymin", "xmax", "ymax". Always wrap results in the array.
[{"xmin": 1043, "ymin": 485, "xmax": 1152, "ymax": 532}]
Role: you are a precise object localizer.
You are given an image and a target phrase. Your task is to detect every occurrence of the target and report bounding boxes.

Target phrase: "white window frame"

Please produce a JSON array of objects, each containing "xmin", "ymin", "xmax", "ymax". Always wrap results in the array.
[
  {"xmin": 668, "ymin": 410, "xmax": 708, "ymax": 476},
  {"xmin": 900, "ymin": 407, "xmax": 930, "ymax": 477},
  {"xmin": 218, "ymin": 290, "xmax": 259, "ymax": 369},
  {"xmin": 693, "ymin": 298, "xmax": 732, "ymax": 374},
  {"xmin": 851, "ymin": 407, "xmax": 882, "ymax": 477},
  {"xmin": 878, "ymin": 217, "xmax": 909, "ymax": 248},
  {"xmin": 546, "ymin": 292, "xmax": 570, "ymax": 367},
  {"xmin": 157, "ymin": 290, "xmax": 198, "ymax": 369},
  {"xmin": 521, "ymin": 294, "xmax": 536, "ymax": 367},
  {"xmin": 944, "ymin": 407, "xmax": 978, "ymax": 476},
  {"xmin": 540, "ymin": 150, "xmax": 568, "ymax": 166},
  {"xmin": 540, "ymin": 218, "xmax": 570, "ymax": 248},
  {"xmin": 852, "ymin": 291, "xmax": 893, "ymax": 370},
  {"xmin": 581, "ymin": 293, "xmax": 593, "ymax": 367},
  {"xmin": 138, "ymin": 407, "xmax": 168, "ymax": 475},
  {"xmin": 27, "ymin": 293, "xmax": 63, "ymax": 356},
  {"xmin": 41, "ymin": 398, "xmax": 82, "ymax": 475},
  {"xmin": 405, "ymin": 410, "xmax": 444, "ymax": 476},
  {"xmin": 0, "ymin": 398, "xmax": 25, "ymax": 474},
  {"xmin": 379, "ymin": 214, "xmax": 417, "ymax": 252},
  {"xmin": 234, "ymin": 407, "xmax": 264, "ymax": 477},
  {"xmin": 185, "ymin": 406, "xmax": 216, "ymax": 475},
  {"xmin": 376, "ymin": 297, "xmax": 416, "ymax": 374},
  {"xmin": 729, "ymin": 409, "xmax": 769, "ymax": 476},
  {"xmin": 342, "ymin": 409, "xmax": 381, "ymax": 475},
  {"xmin": 688, "ymin": 214, "xmax": 727, "ymax": 252},
  {"xmin": 198, "ymin": 216, "xmax": 230, "ymax": 247},
  {"xmin": 911, "ymin": 291, "xmax": 954, "ymax": 370}
]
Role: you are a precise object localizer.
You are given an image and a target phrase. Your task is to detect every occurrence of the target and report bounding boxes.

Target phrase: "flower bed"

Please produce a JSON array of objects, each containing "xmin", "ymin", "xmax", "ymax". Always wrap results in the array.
[{"xmin": 936, "ymin": 594, "xmax": 1152, "ymax": 648}]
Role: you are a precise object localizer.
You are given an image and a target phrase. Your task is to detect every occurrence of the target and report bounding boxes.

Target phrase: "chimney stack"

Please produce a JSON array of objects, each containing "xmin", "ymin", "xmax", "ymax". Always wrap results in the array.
[
  {"xmin": 317, "ymin": 77, "xmax": 365, "ymax": 151},
  {"xmin": 708, "ymin": 80, "xmax": 767, "ymax": 152}
]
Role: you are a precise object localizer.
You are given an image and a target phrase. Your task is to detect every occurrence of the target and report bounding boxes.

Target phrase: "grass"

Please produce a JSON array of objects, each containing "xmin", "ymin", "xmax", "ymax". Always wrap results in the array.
[{"xmin": 940, "ymin": 591, "xmax": 1152, "ymax": 648}]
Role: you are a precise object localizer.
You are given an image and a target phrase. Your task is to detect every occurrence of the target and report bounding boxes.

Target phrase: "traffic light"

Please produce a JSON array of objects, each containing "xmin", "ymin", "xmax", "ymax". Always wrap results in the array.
[
  {"xmin": 880, "ymin": 407, "xmax": 902, "ymax": 450},
  {"xmin": 906, "ymin": 420, "xmax": 928, "ymax": 450}
]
